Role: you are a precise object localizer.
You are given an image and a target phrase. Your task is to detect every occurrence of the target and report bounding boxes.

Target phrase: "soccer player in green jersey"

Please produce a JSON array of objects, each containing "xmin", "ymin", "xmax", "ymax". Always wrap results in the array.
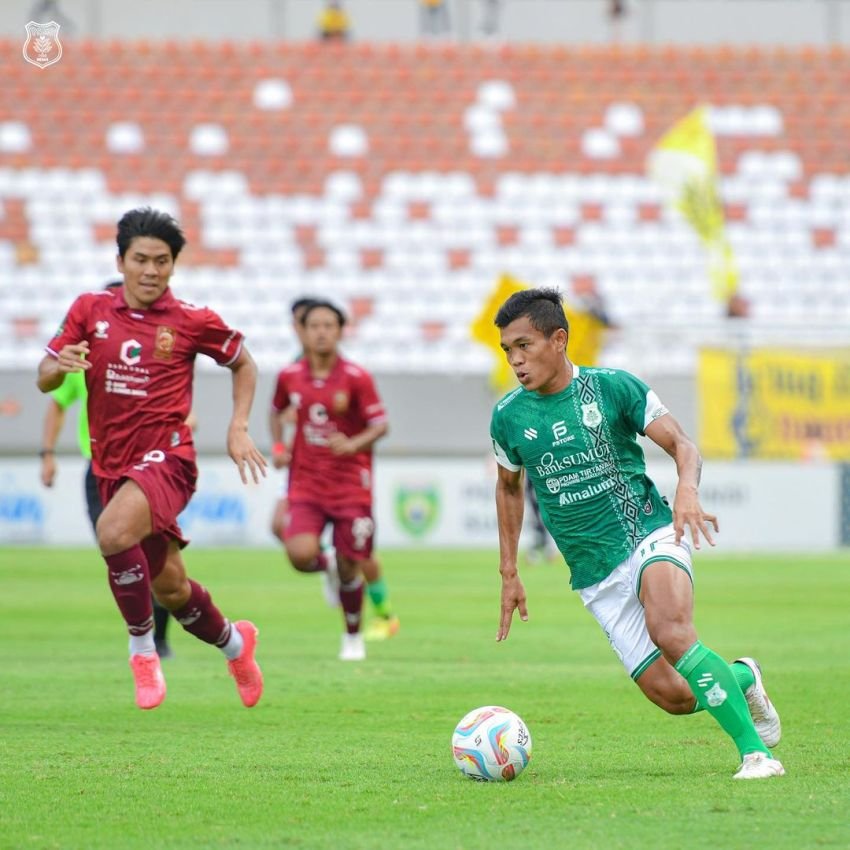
[{"xmin": 490, "ymin": 288, "xmax": 784, "ymax": 780}]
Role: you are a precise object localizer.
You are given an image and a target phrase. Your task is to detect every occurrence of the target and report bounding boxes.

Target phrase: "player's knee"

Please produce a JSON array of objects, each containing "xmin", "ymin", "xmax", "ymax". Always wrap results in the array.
[
  {"xmin": 96, "ymin": 517, "xmax": 134, "ymax": 556},
  {"xmin": 154, "ymin": 580, "xmax": 190, "ymax": 610},
  {"xmin": 649, "ymin": 622, "xmax": 695, "ymax": 662},
  {"xmin": 286, "ymin": 545, "xmax": 318, "ymax": 571}
]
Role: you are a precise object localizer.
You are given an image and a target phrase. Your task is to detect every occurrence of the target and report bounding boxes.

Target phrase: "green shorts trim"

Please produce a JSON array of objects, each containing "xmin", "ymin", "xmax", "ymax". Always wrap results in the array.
[
  {"xmin": 630, "ymin": 648, "xmax": 662, "ymax": 681},
  {"xmin": 635, "ymin": 555, "xmax": 693, "ymax": 599}
]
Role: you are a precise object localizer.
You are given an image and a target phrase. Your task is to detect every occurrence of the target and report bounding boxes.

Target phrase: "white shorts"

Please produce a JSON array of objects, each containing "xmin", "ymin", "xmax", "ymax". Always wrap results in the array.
[{"xmin": 577, "ymin": 523, "xmax": 693, "ymax": 681}]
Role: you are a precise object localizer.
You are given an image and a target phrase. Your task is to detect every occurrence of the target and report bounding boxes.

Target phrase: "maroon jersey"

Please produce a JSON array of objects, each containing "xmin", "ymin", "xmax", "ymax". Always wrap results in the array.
[
  {"xmin": 271, "ymin": 356, "xmax": 387, "ymax": 508},
  {"xmin": 46, "ymin": 287, "xmax": 243, "ymax": 479}
]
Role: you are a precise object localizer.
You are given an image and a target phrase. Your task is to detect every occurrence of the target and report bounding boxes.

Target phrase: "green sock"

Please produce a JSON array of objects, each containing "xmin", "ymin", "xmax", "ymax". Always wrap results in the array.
[
  {"xmin": 731, "ymin": 660, "xmax": 756, "ymax": 693},
  {"xmin": 675, "ymin": 641, "xmax": 769, "ymax": 758},
  {"xmin": 688, "ymin": 659, "xmax": 756, "ymax": 714},
  {"xmin": 367, "ymin": 577, "xmax": 392, "ymax": 619}
]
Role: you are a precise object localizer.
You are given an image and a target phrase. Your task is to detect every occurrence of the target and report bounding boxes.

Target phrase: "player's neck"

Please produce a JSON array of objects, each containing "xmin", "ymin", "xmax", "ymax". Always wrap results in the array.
[
  {"xmin": 537, "ymin": 358, "xmax": 574, "ymax": 396},
  {"xmin": 307, "ymin": 350, "xmax": 338, "ymax": 378}
]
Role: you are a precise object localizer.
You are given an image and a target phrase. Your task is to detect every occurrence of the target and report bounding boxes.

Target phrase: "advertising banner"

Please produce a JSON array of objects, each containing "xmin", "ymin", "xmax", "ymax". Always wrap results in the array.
[{"xmin": 699, "ymin": 348, "xmax": 850, "ymax": 461}]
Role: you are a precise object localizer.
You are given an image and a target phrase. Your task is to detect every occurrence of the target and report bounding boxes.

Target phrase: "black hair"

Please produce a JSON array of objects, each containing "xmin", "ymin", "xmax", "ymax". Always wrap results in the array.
[
  {"xmin": 291, "ymin": 296, "xmax": 318, "ymax": 316},
  {"xmin": 301, "ymin": 299, "xmax": 347, "ymax": 327},
  {"xmin": 104, "ymin": 279, "xmax": 123, "ymax": 291},
  {"xmin": 116, "ymin": 207, "xmax": 186, "ymax": 260},
  {"xmin": 494, "ymin": 287, "xmax": 569, "ymax": 337}
]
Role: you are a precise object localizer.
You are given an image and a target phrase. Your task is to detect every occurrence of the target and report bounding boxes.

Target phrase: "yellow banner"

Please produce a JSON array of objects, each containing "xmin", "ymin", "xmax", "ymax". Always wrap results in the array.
[
  {"xmin": 699, "ymin": 348, "xmax": 850, "ymax": 460},
  {"xmin": 470, "ymin": 273, "xmax": 528, "ymax": 394}
]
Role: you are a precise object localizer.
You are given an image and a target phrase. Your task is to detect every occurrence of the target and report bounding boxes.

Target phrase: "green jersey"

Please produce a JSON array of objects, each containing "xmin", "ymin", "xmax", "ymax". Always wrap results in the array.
[
  {"xmin": 490, "ymin": 366, "xmax": 673, "ymax": 590},
  {"xmin": 50, "ymin": 370, "xmax": 91, "ymax": 460}
]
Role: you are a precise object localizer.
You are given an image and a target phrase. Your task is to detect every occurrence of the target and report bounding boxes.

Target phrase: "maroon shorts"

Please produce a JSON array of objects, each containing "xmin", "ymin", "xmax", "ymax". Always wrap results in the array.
[
  {"xmin": 284, "ymin": 500, "xmax": 375, "ymax": 561},
  {"xmin": 97, "ymin": 451, "xmax": 197, "ymax": 578}
]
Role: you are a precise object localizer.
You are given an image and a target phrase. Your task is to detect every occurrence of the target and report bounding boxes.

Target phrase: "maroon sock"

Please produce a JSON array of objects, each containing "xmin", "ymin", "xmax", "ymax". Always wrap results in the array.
[
  {"xmin": 171, "ymin": 580, "xmax": 231, "ymax": 647},
  {"xmin": 105, "ymin": 545, "xmax": 153, "ymax": 636},
  {"xmin": 339, "ymin": 576, "xmax": 364, "ymax": 635}
]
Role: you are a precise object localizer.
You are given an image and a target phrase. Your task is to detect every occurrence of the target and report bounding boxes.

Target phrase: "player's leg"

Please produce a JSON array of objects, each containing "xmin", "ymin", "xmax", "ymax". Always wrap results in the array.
[
  {"xmin": 332, "ymin": 509, "xmax": 376, "ymax": 661},
  {"xmin": 640, "ymin": 559, "xmax": 783, "ymax": 778},
  {"xmin": 95, "ymin": 478, "xmax": 164, "ymax": 709},
  {"xmin": 270, "ymin": 496, "xmax": 288, "ymax": 544},
  {"xmin": 283, "ymin": 501, "xmax": 340, "ymax": 605},
  {"xmin": 152, "ymin": 542, "xmax": 262, "ymax": 707},
  {"xmin": 361, "ymin": 555, "xmax": 400, "ymax": 641}
]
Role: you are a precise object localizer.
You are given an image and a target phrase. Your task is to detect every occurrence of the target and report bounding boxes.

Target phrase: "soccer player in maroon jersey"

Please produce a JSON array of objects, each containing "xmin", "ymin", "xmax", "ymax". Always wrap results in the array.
[
  {"xmin": 270, "ymin": 300, "xmax": 390, "ymax": 660},
  {"xmin": 36, "ymin": 208, "xmax": 267, "ymax": 710}
]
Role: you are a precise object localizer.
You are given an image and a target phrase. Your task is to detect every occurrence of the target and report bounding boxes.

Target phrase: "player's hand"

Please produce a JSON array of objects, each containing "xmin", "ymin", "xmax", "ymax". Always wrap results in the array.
[
  {"xmin": 673, "ymin": 487, "xmax": 718, "ymax": 549},
  {"xmin": 496, "ymin": 572, "xmax": 528, "ymax": 642},
  {"xmin": 270, "ymin": 446, "xmax": 291, "ymax": 469},
  {"xmin": 40, "ymin": 456, "xmax": 56, "ymax": 487},
  {"xmin": 327, "ymin": 432, "xmax": 356, "ymax": 455},
  {"xmin": 56, "ymin": 342, "xmax": 90, "ymax": 373},
  {"xmin": 227, "ymin": 427, "xmax": 268, "ymax": 485}
]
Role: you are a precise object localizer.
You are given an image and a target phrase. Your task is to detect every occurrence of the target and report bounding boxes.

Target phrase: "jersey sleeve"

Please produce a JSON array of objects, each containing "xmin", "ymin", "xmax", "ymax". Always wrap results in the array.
[
  {"xmin": 45, "ymin": 295, "xmax": 88, "ymax": 358},
  {"xmin": 196, "ymin": 308, "xmax": 244, "ymax": 367},
  {"xmin": 354, "ymin": 369, "xmax": 388, "ymax": 426},
  {"xmin": 489, "ymin": 410, "xmax": 522, "ymax": 471},
  {"xmin": 50, "ymin": 369, "xmax": 84, "ymax": 409},
  {"xmin": 271, "ymin": 371, "xmax": 290, "ymax": 412},
  {"xmin": 616, "ymin": 370, "xmax": 669, "ymax": 435}
]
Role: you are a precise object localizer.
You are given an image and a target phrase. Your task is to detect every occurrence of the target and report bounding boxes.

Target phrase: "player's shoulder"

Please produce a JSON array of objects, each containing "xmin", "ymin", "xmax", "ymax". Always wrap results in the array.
[
  {"xmin": 579, "ymin": 366, "xmax": 643, "ymax": 387},
  {"xmin": 339, "ymin": 356, "xmax": 373, "ymax": 382},
  {"xmin": 492, "ymin": 385, "xmax": 525, "ymax": 416},
  {"xmin": 278, "ymin": 360, "xmax": 304, "ymax": 378},
  {"xmin": 71, "ymin": 289, "xmax": 115, "ymax": 310}
]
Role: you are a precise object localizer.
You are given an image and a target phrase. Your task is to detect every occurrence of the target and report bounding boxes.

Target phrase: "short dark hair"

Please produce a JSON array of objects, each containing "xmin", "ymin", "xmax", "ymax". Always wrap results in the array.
[
  {"xmin": 104, "ymin": 279, "xmax": 123, "ymax": 291},
  {"xmin": 301, "ymin": 299, "xmax": 347, "ymax": 327},
  {"xmin": 494, "ymin": 287, "xmax": 569, "ymax": 337},
  {"xmin": 116, "ymin": 207, "xmax": 186, "ymax": 260},
  {"xmin": 291, "ymin": 296, "xmax": 318, "ymax": 316}
]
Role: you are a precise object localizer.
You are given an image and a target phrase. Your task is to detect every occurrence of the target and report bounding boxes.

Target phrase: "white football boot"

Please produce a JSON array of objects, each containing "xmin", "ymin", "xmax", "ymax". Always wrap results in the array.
[
  {"xmin": 734, "ymin": 657, "xmax": 782, "ymax": 748},
  {"xmin": 733, "ymin": 752, "xmax": 785, "ymax": 780},
  {"xmin": 339, "ymin": 632, "xmax": 366, "ymax": 661}
]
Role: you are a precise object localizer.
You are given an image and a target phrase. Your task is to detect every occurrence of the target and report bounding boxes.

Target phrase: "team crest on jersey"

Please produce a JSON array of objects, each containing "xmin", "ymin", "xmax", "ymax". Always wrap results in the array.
[
  {"xmin": 395, "ymin": 484, "xmax": 440, "ymax": 538},
  {"xmin": 23, "ymin": 21, "xmax": 62, "ymax": 69},
  {"xmin": 581, "ymin": 402, "xmax": 602, "ymax": 428},
  {"xmin": 332, "ymin": 390, "xmax": 350, "ymax": 414},
  {"xmin": 153, "ymin": 326, "xmax": 177, "ymax": 360}
]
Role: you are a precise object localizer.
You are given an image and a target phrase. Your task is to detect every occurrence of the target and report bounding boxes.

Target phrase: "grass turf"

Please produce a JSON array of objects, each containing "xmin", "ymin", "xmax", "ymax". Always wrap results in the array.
[{"xmin": 1, "ymin": 547, "xmax": 848, "ymax": 850}]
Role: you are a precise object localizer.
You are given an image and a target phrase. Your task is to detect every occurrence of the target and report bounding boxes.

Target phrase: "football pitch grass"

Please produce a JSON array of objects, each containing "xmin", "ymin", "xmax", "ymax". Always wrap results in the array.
[{"xmin": 2, "ymin": 547, "xmax": 848, "ymax": 850}]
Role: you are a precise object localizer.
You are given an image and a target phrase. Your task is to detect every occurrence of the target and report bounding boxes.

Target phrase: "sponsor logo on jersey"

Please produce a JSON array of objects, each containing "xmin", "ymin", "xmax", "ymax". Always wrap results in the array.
[
  {"xmin": 153, "ymin": 325, "xmax": 176, "ymax": 360},
  {"xmin": 523, "ymin": 427, "xmax": 537, "ymax": 440},
  {"xmin": 551, "ymin": 419, "xmax": 575, "ymax": 446},
  {"xmin": 94, "ymin": 320, "xmax": 110, "ymax": 339},
  {"xmin": 332, "ymin": 390, "xmax": 350, "ymax": 414},
  {"xmin": 557, "ymin": 478, "xmax": 616, "ymax": 506},
  {"xmin": 119, "ymin": 339, "xmax": 142, "ymax": 366},
  {"xmin": 581, "ymin": 402, "xmax": 603, "ymax": 428}
]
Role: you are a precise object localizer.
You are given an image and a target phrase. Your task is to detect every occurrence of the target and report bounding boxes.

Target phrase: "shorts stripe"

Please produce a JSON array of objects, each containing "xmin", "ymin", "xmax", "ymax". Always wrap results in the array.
[
  {"xmin": 630, "ymin": 648, "xmax": 661, "ymax": 681},
  {"xmin": 636, "ymin": 555, "xmax": 692, "ymax": 599}
]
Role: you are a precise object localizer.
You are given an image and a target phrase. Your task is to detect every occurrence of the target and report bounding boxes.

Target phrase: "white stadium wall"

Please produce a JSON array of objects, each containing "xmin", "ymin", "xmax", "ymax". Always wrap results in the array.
[{"xmin": 1, "ymin": 455, "xmax": 844, "ymax": 551}]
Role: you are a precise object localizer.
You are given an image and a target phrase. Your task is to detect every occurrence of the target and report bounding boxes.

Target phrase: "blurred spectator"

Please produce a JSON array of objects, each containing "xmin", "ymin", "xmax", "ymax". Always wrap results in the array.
[
  {"xmin": 480, "ymin": 0, "xmax": 502, "ymax": 36},
  {"xmin": 29, "ymin": 0, "xmax": 75, "ymax": 33},
  {"xmin": 726, "ymin": 292, "xmax": 752, "ymax": 319},
  {"xmin": 317, "ymin": 1, "xmax": 351, "ymax": 41},
  {"xmin": 607, "ymin": 0, "xmax": 627, "ymax": 41},
  {"xmin": 420, "ymin": 0, "xmax": 451, "ymax": 37}
]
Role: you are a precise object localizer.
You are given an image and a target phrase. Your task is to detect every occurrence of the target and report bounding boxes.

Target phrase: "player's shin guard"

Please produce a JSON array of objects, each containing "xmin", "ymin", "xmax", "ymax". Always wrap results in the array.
[
  {"xmin": 675, "ymin": 640, "xmax": 769, "ymax": 758},
  {"xmin": 172, "ymin": 580, "xmax": 232, "ymax": 647},
  {"xmin": 339, "ymin": 576, "xmax": 365, "ymax": 634},
  {"xmin": 105, "ymin": 545, "xmax": 154, "ymax": 636}
]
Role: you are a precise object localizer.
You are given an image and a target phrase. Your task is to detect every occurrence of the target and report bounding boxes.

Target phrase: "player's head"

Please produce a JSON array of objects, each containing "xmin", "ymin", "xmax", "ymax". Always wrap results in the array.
[
  {"xmin": 494, "ymin": 288, "xmax": 569, "ymax": 394},
  {"xmin": 290, "ymin": 296, "xmax": 318, "ymax": 348},
  {"xmin": 301, "ymin": 299, "xmax": 346, "ymax": 356},
  {"xmin": 104, "ymin": 279, "xmax": 123, "ymax": 292},
  {"xmin": 115, "ymin": 208, "xmax": 185, "ymax": 309}
]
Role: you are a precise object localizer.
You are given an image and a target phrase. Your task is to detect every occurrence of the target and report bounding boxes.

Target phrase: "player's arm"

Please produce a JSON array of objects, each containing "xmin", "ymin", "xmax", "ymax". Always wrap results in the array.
[
  {"xmin": 225, "ymin": 346, "xmax": 268, "ymax": 485},
  {"xmin": 327, "ymin": 420, "xmax": 388, "ymax": 455},
  {"xmin": 269, "ymin": 406, "xmax": 295, "ymax": 468},
  {"xmin": 645, "ymin": 413, "xmax": 718, "ymax": 549},
  {"xmin": 36, "ymin": 343, "xmax": 90, "ymax": 393},
  {"xmin": 39, "ymin": 399, "xmax": 66, "ymax": 487},
  {"xmin": 495, "ymin": 463, "xmax": 529, "ymax": 641}
]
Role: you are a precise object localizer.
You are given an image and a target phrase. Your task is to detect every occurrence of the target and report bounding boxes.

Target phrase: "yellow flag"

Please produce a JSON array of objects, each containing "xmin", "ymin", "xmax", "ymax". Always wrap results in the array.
[
  {"xmin": 470, "ymin": 273, "xmax": 528, "ymax": 394},
  {"xmin": 564, "ymin": 307, "xmax": 606, "ymax": 367},
  {"xmin": 648, "ymin": 106, "xmax": 739, "ymax": 301}
]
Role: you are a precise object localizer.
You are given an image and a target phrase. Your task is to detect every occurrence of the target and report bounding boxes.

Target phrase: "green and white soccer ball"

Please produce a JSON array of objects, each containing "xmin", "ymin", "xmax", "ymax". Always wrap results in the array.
[{"xmin": 451, "ymin": 705, "xmax": 532, "ymax": 782}]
